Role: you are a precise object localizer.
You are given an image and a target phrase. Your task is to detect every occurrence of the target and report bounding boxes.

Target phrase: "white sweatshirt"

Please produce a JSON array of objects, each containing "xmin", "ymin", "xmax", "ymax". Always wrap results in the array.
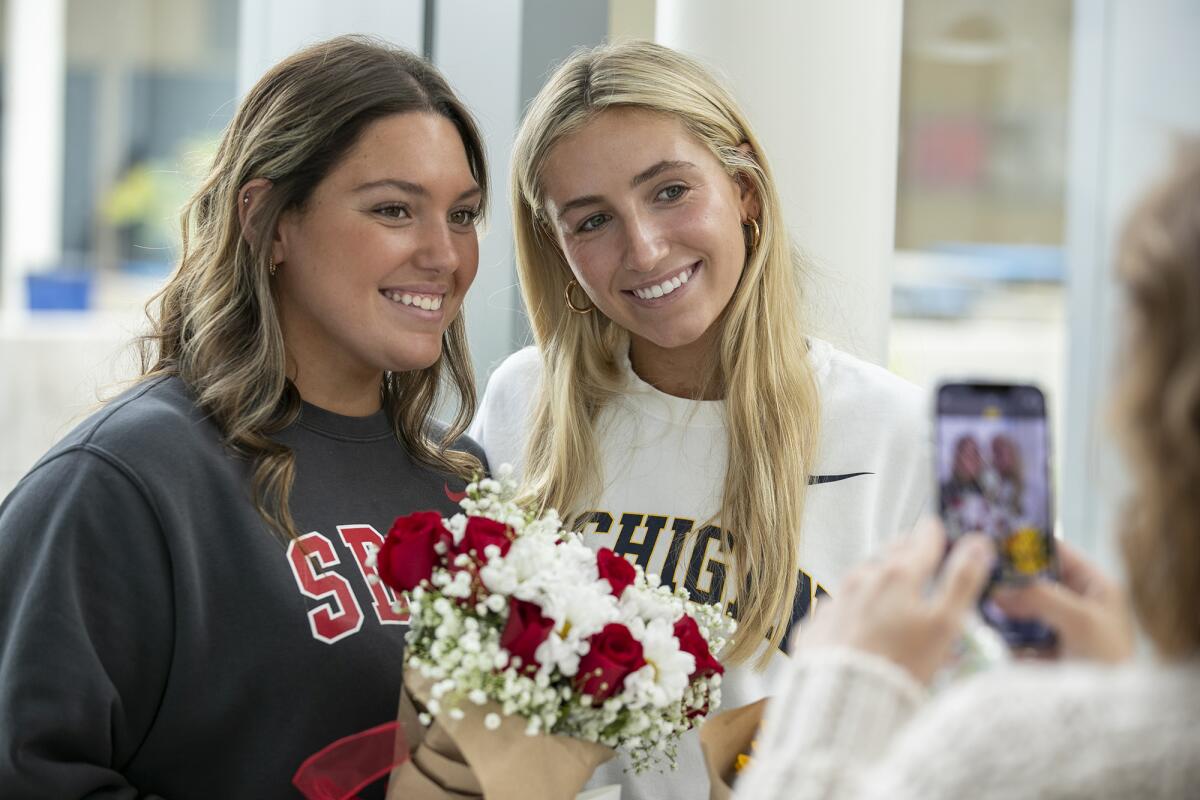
[{"xmin": 470, "ymin": 340, "xmax": 931, "ymax": 800}]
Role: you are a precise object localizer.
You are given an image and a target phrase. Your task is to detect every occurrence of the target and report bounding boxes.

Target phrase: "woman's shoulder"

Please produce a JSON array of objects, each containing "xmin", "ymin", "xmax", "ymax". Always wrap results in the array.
[
  {"xmin": 33, "ymin": 375, "xmax": 220, "ymax": 477},
  {"xmin": 5, "ymin": 376, "xmax": 221, "ymax": 524},
  {"xmin": 891, "ymin": 660, "xmax": 1200, "ymax": 796},
  {"xmin": 809, "ymin": 338, "xmax": 927, "ymax": 441},
  {"xmin": 486, "ymin": 345, "xmax": 544, "ymax": 391},
  {"xmin": 916, "ymin": 659, "xmax": 1200, "ymax": 749},
  {"xmin": 470, "ymin": 347, "xmax": 543, "ymax": 471},
  {"xmin": 810, "ymin": 338, "xmax": 924, "ymax": 410},
  {"xmin": 475, "ymin": 347, "xmax": 542, "ymax": 423}
]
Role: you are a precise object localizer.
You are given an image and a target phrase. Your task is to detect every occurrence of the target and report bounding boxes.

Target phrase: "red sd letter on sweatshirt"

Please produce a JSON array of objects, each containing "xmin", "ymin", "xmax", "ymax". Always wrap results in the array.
[{"xmin": 286, "ymin": 532, "xmax": 365, "ymax": 644}]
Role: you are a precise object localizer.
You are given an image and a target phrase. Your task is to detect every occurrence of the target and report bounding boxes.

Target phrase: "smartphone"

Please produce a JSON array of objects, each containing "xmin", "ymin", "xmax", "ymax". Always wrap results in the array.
[{"xmin": 935, "ymin": 381, "xmax": 1057, "ymax": 650}]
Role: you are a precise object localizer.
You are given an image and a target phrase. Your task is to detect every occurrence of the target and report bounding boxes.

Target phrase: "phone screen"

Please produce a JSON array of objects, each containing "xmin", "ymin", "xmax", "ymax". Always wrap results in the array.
[{"xmin": 936, "ymin": 382, "xmax": 1056, "ymax": 648}]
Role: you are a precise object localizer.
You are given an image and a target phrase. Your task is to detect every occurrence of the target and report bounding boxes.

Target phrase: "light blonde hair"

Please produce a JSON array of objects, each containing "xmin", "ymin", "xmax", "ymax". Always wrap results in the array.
[
  {"xmin": 1114, "ymin": 145, "xmax": 1200, "ymax": 658},
  {"xmin": 139, "ymin": 35, "xmax": 487, "ymax": 541},
  {"xmin": 511, "ymin": 41, "xmax": 820, "ymax": 667}
]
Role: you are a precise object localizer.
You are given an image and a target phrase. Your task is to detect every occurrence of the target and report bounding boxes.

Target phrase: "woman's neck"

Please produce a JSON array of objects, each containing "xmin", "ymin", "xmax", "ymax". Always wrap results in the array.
[
  {"xmin": 629, "ymin": 326, "xmax": 722, "ymax": 400},
  {"xmin": 288, "ymin": 362, "xmax": 383, "ymax": 417}
]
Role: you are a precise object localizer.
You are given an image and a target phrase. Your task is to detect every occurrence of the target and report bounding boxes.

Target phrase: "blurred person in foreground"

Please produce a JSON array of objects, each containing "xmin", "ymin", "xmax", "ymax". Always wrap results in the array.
[
  {"xmin": 737, "ymin": 149, "xmax": 1200, "ymax": 798},
  {"xmin": 0, "ymin": 36, "xmax": 488, "ymax": 798}
]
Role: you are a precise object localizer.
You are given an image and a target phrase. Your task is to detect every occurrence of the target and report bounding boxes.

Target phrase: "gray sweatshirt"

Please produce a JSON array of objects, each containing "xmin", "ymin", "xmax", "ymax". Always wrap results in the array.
[{"xmin": 0, "ymin": 375, "xmax": 482, "ymax": 799}]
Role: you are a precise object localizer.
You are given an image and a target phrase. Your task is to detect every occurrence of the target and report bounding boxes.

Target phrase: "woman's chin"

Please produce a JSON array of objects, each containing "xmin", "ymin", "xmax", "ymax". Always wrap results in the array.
[{"xmin": 383, "ymin": 344, "xmax": 443, "ymax": 374}]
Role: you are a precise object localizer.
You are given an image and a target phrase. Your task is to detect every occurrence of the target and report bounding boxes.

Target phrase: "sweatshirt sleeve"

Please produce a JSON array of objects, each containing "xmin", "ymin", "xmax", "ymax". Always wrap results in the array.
[
  {"xmin": 733, "ymin": 649, "xmax": 927, "ymax": 800},
  {"xmin": 0, "ymin": 447, "xmax": 173, "ymax": 799},
  {"xmin": 734, "ymin": 649, "xmax": 1085, "ymax": 800}
]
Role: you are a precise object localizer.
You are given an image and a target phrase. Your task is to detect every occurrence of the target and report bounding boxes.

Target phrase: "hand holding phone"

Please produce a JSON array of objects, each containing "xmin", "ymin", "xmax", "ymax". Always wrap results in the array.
[
  {"xmin": 990, "ymin": 539, "xmax": 1135, "ymax": 663},
  {"xmin": 793, "ymin": 521, "xmax": 994, "ymax": 685},
  {"xmin": 936, "ymin": 382, "xmax": 1058, "ymax": 649}
]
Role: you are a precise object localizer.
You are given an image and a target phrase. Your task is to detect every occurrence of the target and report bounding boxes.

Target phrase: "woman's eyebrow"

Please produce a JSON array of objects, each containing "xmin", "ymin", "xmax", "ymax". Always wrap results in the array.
[
  {"xmin": 631, "ymin": 159, "xmax": 695, "ymax": 187},
  {"xmin": 353, "ymin": 178, "xmax": 481, "ymax": 202},
  {"xmin": 556, "ymin": 160, "xmax": 697, "ymax": 220}
]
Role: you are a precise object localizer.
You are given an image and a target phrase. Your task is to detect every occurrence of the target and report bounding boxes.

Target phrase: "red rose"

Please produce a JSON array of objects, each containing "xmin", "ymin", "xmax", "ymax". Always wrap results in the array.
[
  {"xmin": 455, "ymin": 516, "xmax": 513, "ymax": 565},
  {"xmin": 377, "ymin": 511, "xmax": 452, "ymax": 593},
  {"xmin": 595, "ymin": 548, "xmax": 636, "ymax": 598},
  {"xmin": 576, "ymin": 623, "xmax": 646, "ymax": 702},
  {"xmin": 499, "ymin": 598, "xmax": 555, "ymax": 670},
  {"xmin": 673, "ymin": 614, "xmax": 724, "ymax": 679}
]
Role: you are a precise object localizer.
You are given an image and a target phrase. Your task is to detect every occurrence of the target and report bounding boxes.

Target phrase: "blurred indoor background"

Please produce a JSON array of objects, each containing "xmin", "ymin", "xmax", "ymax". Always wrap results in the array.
[{"xmin": 1, "ymin": 0, "xmax": 1198, "ymax": 568}]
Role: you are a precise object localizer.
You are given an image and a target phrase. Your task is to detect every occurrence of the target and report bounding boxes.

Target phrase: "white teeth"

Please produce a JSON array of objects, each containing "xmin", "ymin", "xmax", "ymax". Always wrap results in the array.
[
  {"xmin": 632, "ymin": 264, "xmax": 696, "ymax": 300},
  {"xmin": 386, "ymin": 291, "xmax": 444, "ymax": 311}
]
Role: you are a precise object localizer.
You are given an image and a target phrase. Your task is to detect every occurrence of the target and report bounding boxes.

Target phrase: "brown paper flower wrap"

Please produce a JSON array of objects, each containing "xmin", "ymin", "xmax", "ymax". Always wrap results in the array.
[
  {"xmin": 387, "ymin": 664, "xmax": 617, "ymax": 800},
  {"xmin": 698, "ymin": 699, "xmax": 768, "ymax": 800}
]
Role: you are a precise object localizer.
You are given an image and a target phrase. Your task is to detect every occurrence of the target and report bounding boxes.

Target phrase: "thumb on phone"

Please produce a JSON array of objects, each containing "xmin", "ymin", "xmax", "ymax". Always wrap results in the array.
[
  {"xmin": 992, "ymin": 579, "xmax": 1134, "ymax": 663},
  {"xmin": 992, "ymin": 580, "xmax": 1085, "ymax": 632},
  {"xmin": 933, "ymin": 533, "xmax": 994, "ymax": 616}
]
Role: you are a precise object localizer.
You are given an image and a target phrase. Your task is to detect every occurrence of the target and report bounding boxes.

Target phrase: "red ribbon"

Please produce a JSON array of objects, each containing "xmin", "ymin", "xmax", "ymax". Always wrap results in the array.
[{"xmin": 293, "ymin": 720, "xmax": 410, "ymax": 800}]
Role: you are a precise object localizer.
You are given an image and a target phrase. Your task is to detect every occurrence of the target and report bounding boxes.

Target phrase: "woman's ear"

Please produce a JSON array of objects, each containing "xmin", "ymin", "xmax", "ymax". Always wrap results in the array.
[
  {"xmin": 734, "ymin": 142, "xmax": 762, "ymax": 222},
  {"xmin": 237, "ymin": 178, "xmax": 286, "ymax": 267}
]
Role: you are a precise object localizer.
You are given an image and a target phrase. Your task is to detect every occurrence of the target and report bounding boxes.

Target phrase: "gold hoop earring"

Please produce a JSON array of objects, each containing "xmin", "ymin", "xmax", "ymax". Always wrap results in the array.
[
  {"xmin": 744, "ymin": 218, "xmax": 761, "ymax": 251},
  {"xmin": 564, "ymin": 279, "xmax": 594, "ymax": 314}
]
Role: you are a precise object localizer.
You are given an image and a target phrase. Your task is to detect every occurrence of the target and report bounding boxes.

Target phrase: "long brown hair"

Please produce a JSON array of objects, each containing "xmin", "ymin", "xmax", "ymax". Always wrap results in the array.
[
  {"xmin": 140, "ymin": 35, "xmax": 487, "ymax": 540},
  {"xmin": 510, "ymin": 41, "xmax": 820, "ymax": 668},
  {"xmin": 1114, "ymin": 145, "xmax": 1200, "ymax": 658}
]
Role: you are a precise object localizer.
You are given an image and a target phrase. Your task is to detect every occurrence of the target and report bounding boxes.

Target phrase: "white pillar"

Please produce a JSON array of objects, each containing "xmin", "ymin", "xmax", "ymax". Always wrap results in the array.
[
  {"xmin": 2, "ymin": 0, "xmax": 66, "ymax": 315},
  {"xmin": 434, "ymin": 0, "xmax": 524, "ymax": 388},
  {"xmin": 1061, "ymin": 0, "xmax": 1200, "ymax": 564},
  {"xmin": 236, "ymin": 0, "xmax": 424, "ymax": 97},
  {"xmin": 656, "ymin": 0, "xmax": 904, "ymax": 364}
]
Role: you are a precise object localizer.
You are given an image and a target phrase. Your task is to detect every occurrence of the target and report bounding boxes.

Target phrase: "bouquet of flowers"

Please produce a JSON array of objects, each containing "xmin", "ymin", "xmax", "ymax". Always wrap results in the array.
[{"xmin": 295, "ymin": 465, "xmax": 733, "ymax": 800}]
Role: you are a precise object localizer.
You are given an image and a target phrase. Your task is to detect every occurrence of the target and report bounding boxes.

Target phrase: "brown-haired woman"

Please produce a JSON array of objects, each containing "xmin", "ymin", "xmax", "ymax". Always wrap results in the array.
[
  {"xmin": 737, "ymin": 151, "xmax": 1200, "ymax": 798},
  {"xmin": 0, "ymin": 36, "xmax": 487, "ymax": 797}
]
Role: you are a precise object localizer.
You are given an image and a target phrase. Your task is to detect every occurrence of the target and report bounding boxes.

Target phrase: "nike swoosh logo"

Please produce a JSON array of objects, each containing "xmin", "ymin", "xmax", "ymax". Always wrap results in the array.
[
  {"xmin": 444, "ymin": 483, "xmax": 468, "ymax": 503},
  {"xmin": 808, "ymin": 472, "xmax": 873, "ymax": 485}
]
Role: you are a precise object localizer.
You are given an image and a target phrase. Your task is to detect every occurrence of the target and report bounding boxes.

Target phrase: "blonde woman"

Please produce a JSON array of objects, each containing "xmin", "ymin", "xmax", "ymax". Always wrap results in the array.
[
  {"xmin": 738, "ymin": 153, "xmax": 1200, "ymax": 798},
  {"xmin": 0, "ymin": 37, "xmax": 487, "ymax": 797},
  {"xmin": 469, "ymin": 41, "xmax": 929, "ymax": 798}
]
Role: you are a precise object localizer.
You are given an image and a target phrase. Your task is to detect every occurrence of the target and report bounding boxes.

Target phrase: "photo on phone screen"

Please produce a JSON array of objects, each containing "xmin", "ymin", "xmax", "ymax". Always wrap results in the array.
[{"xmin": 936, "ymin": 382, "xmax": 1057, "ymax": 648}]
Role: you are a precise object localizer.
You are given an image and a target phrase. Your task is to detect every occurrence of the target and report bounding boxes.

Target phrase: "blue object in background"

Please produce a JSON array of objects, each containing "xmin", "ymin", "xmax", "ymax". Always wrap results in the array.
[
  {"xmin": 929, "ymin": 243, "xmax": 1066, "ymax": 283},
  {"xmin": 26, "ymin": 272, "xmax": 93, "ymax": 311}
]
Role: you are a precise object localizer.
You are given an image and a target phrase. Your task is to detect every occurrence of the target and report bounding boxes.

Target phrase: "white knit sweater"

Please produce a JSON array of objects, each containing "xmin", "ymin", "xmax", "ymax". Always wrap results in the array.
[{"xmin": 737, "ymin": 649, "xmax": 1200, "ymax": 799}]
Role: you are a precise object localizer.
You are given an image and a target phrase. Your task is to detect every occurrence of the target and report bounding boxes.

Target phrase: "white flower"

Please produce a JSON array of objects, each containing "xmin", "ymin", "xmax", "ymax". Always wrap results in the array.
[
  {"xmin": 621, "ymin": 618, "xmax": 695, "ymax": 708},
  {"xmin": 446, "ymin": 513, "xmax": 468, "ymax": 544},
  {"xmin": 395, "ymin": 476, "xmax": 731, "ymax": 772}
]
